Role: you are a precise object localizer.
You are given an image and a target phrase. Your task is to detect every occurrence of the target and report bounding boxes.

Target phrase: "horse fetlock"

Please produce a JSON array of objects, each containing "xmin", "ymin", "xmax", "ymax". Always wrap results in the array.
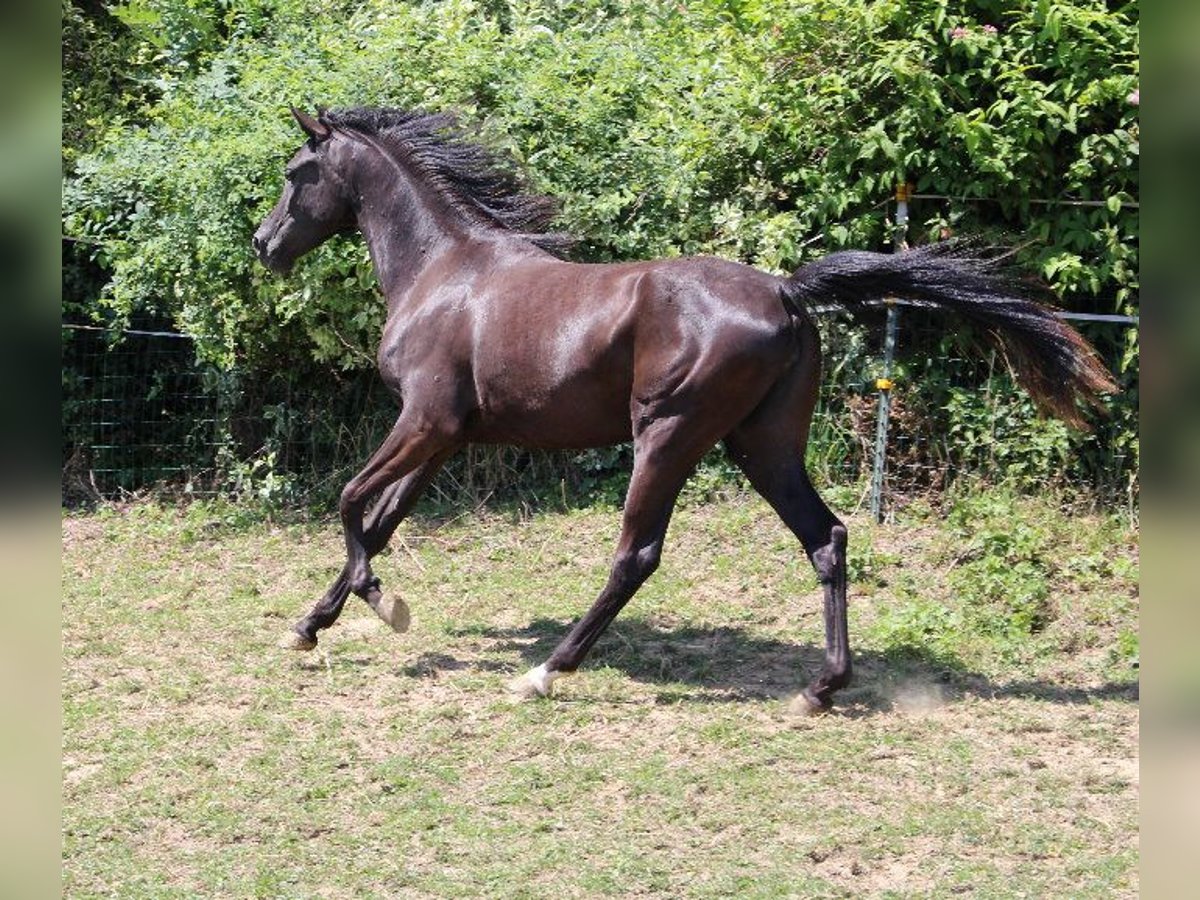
[
  {"xmin": 800, "ymin": 664, "xmax": 851, "ymax": 711},
  {"xmin": 350, "ymin": 573, "xmax": 381, "ymax": 600},
  {"xmin": 831, "ymin": 667, "xmax": 853, "ymax": 692}
]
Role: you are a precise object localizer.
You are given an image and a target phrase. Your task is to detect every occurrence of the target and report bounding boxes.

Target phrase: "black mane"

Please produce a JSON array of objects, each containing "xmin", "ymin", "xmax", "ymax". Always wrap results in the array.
[{"xmin": 321, "ymin": 106, "xmax": 571, "ymax": 254}]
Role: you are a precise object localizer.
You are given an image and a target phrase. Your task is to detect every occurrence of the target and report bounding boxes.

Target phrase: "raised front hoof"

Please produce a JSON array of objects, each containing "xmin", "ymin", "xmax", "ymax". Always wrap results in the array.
[
  {"xmin": 506, "ymin": 665, "xmax": 560, "ymax": 701},
  {"xmin": 279, "ymin": 629, "xmax": 317, "ymax": 652},
  {"xmin": 787, "ymin": 690, "xmax": 833, "ymax": 718},
  {"xmin": 364, "ymin": 589, "xmax": 410, "ymax": 634}
]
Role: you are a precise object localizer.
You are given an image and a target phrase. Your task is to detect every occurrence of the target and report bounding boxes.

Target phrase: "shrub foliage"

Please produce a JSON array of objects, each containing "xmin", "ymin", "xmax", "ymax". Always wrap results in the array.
[{"xmin": 62, "ymin": 0, "xmax": 1138, "ymax": 496}]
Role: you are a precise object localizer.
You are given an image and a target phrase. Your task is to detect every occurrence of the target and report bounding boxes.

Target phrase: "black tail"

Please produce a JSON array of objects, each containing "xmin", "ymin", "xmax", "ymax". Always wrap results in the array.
[{"xmin": 784, "ymin": 243, "xmax": 1116, "ymax": 427}]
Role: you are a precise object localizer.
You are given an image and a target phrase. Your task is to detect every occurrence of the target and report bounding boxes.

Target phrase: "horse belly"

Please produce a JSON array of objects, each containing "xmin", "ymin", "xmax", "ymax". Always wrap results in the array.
[
  {"xmin": 468, "ymin": 309, "xmax": 637, "ymax": 449},
  {"xmin": 470, "ymin": 370, "xmax": 634, "ymax": 449}
]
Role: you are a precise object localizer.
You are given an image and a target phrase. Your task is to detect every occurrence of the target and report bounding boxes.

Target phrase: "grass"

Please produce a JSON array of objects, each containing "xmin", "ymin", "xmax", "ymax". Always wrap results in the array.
[{"xmin": 62, "ymin": 488, "xmax": 1138, "ymax": 898}]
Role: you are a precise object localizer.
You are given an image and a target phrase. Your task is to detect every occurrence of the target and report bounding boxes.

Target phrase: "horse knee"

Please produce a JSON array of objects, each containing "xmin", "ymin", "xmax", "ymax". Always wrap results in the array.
[
  {"xmin": 339, "ymin": 480, "xmax": 367, "ymax": 521},
  {"xmin": 636, "ymin": 544, "xmax": 662, "ymax": 581},
  {"xmin": 613, "ymin": 543, "xmax": 661, "ymax": 592}
]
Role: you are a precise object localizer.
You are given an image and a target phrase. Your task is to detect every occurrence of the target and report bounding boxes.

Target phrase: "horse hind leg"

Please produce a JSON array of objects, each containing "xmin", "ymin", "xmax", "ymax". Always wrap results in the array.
[{"xmin": 725, "ymin": 424, "xmax": 851, "ymax": 714}]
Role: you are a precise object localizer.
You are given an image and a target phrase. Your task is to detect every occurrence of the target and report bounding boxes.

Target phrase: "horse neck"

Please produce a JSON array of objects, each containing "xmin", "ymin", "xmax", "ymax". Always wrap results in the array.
[{"xmin": 346, "ymin": 134, "xmax": 471, "ymax": 302}]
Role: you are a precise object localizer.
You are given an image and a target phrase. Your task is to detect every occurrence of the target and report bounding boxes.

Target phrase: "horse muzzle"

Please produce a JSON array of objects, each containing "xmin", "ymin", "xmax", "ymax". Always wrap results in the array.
[{"xmin": 252, "ymin": 225, "xmax": 294, "ymax": 275}]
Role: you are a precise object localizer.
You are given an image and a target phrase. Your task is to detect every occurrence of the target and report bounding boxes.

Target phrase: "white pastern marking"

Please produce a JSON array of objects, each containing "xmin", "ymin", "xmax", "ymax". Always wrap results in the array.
[{"xmin": 527, "ymin": 663, "xmax": 563, "ymax": 696}]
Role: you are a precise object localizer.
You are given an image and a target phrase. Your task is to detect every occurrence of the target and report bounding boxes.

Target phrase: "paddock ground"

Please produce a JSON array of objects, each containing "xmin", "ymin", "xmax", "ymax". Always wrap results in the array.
[{"xmin": 62, "ymin": 493, "xmax": 1138, "ymax": 898}]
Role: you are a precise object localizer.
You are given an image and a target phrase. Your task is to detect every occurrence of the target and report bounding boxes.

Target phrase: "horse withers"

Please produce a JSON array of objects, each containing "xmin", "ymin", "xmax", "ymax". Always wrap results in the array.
[{"xmin": 253, "ymin": 106, "xmax": 1114, "ymax": 712}]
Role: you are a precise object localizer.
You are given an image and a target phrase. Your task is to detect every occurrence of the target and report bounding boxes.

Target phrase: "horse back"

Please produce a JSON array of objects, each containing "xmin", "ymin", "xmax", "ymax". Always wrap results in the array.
[{"xmin": 382, "ymin": 249, "xmax": 800, "ymax": 449}]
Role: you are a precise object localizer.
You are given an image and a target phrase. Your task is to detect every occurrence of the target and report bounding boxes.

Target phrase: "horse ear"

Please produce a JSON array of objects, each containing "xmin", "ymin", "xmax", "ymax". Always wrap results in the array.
[{"xmin": 291, "ymin": 106, "xmax": 331, "ymax": 142}]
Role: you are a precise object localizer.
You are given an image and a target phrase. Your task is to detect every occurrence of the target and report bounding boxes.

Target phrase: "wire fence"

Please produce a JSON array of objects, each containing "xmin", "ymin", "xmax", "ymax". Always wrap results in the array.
[
  {"xmin": 61, "ymin": 306, "xmax": 1138, "ymax": 513},
  {"xmin": 845, "ymin": 305, "xmax": 1139, "ymax": 521},
  {"xmin": 859, "ymin": 186, "xmax": 1139, "ymax": 518},
  {"xmin": 62, "ymin": 180, "xmax": 1137, "ymax": 511},
  {"xmin": 62, "ymin": 325, "xmax": 226, "ymax": 499},
  {"xmin": 63, "ymin": 323, "xmax": 402, "ymax": 505}
]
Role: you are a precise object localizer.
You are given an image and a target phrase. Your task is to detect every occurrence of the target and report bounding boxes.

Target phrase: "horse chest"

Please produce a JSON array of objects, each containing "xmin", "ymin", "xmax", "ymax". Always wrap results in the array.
[{"xmin": 376, "ymin": 306, "xmax": 471, "ymax": 389}]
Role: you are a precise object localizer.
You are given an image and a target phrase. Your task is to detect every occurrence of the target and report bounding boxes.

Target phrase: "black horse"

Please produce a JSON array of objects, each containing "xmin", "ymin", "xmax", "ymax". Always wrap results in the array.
[{"xmin": 253, "ymin": 106, "xmax": 1113, "ymax": 712}]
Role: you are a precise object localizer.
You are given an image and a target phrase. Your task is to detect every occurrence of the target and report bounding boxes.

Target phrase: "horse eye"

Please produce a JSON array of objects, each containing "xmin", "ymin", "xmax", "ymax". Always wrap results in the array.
[{"xmin": 285, "ymin": 161, "xmax": 317, "ymax": 183}]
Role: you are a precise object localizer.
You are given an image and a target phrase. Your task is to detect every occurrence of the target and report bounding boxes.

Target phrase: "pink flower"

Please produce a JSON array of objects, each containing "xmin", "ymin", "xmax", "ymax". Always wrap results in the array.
[
  {"xmin": 1127, "ymin": 88, "xmax": 1139, "ymax": 106},
  {"xmin": 982, "ymin": 24, "xmax": 998, "ymax": 34},
  {"xmin": 950, "ymin": 26, "xmax": 970, "ymax": 40}
]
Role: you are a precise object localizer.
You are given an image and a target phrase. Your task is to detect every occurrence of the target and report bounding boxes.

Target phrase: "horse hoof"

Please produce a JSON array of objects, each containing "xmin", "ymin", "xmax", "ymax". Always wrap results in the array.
[
  {"xmin": 279, "ymin": 630, "xmax": 317, "ymax": 652},
  {"xmin": 371, "ymin": 595, "xmax": 411, "ymax": 634},
  {"xmin": 788, "ymin": 691, "xmax": 831, "ymax": 717},
  {"xmin": 507, "ymin": 673, "xmax": 548, "ymax": 700},
  {"xmin": 506, "ymin": 664, "xmax": 561, "ymax": 700}
]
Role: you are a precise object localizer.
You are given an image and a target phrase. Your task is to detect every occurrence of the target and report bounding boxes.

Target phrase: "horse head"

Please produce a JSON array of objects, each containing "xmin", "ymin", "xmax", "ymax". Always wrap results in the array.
[{"xmin": 252, "ymin": 108, "xmax": 357, "ymax": 274}]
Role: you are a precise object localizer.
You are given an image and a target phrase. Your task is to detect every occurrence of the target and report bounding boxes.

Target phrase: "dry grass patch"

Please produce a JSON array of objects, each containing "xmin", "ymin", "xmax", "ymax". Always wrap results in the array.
[{"xmin": 63, "ymin": 493, "xmax": 1137, "ymax": 898}]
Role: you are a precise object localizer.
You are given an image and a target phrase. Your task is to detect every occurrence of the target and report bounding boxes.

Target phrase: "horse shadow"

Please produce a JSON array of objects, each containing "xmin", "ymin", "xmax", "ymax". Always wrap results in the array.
[{"xmin": 427, "ymin": 615, "xmax": 1138, "ymax": 714}]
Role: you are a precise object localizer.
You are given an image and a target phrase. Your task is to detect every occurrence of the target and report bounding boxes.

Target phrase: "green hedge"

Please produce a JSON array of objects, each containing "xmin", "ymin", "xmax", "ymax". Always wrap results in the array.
[{"xmin": 62, "ymin": 0, "xmax": 1138, "ymax": 497}]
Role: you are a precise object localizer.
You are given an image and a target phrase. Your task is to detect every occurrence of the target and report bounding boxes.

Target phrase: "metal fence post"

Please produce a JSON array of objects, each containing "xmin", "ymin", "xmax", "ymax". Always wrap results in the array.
[{"xmin": 869, "ymin": 182, "xmax": 911, "ymax": 523}]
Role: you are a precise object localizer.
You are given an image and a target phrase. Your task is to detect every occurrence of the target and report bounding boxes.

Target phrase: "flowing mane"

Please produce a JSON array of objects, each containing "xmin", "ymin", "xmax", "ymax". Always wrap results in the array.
[{"xmin": 321, "ymin": 106, "xmax": 571, "ymax": 253}]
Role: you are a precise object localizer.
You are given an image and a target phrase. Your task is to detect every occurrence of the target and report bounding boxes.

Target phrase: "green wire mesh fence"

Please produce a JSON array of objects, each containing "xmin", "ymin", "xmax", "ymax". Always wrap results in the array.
[
  {"xmin": 62, "ymin": 325, "xmax": 226, "ymax": 499},
  {"xmin": 62, "ymin": 310, "xmax": 1137, "ymax": 515}
]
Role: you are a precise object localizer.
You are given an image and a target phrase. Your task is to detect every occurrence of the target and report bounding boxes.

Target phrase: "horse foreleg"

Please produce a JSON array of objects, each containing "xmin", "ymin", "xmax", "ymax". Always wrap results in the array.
[
  {"xmin": 282, "ymin": 445, "xmax": 453, "ymax": 651},
  {"xmin": 340, "ymin": 415, "xmax": 452, "ymax": 598},
  {"xmin": 509, "ymin": 420, "xmax": 710, "ymax": 699}
]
